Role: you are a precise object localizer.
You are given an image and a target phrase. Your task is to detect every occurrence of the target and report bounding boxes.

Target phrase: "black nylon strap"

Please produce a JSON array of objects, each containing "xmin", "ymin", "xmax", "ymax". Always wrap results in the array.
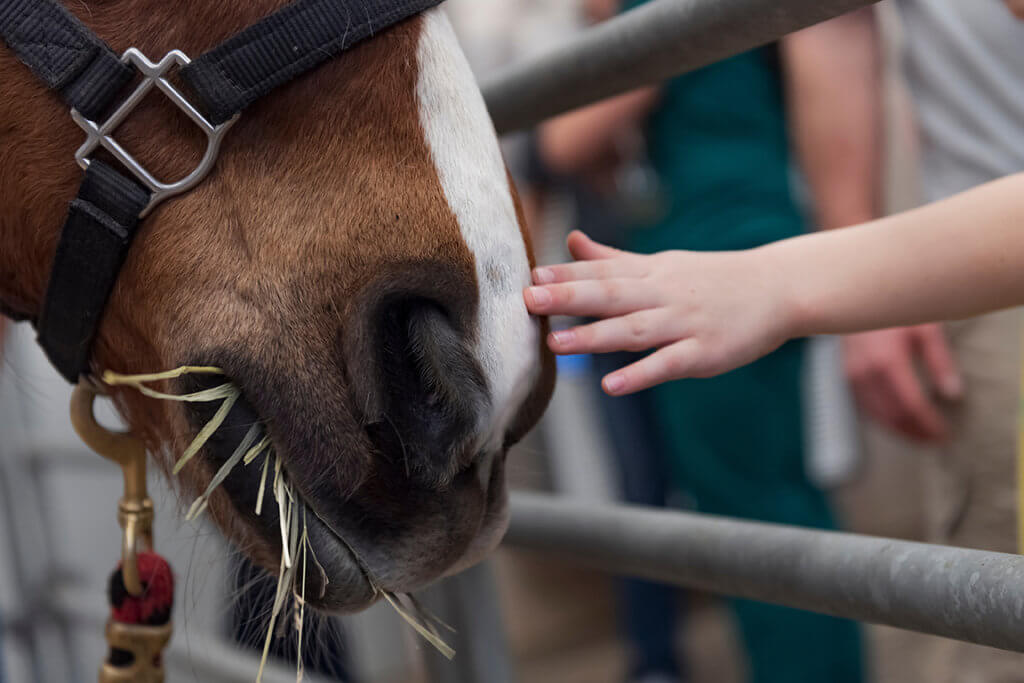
[
  {"xmin": 0, "ymin": 0, "xmax": 132, "ymax": 121},
  {"xmin": 5, "ymin": 0, "xmax": 444, "ymax": 382},
  {"xmin": 37, "ymin": 162, "xmax": 151, "ymax": 382},
  {"xmin": 180, "ymin": 0, "xmax": 444, "ymax": 125}
]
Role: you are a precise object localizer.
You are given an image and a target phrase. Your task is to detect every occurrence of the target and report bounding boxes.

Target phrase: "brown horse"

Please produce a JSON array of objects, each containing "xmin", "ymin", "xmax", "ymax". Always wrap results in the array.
[{"xmin": 0, "ymin": 2, "xmax": 554, "ymax": 612}]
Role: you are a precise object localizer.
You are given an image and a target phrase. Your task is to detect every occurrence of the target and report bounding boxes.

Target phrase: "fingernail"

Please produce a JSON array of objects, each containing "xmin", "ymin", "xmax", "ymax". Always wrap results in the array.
[
  {"xmin": 551, "ymin": 330, "xmax": 574, "ymax": 346},
  {"xmin": 533, "ymin": 267, "xmax": 555, "ymax": 284},
  {"xmin": 604, "ymin": 374, "xmax": 625, "ymax": 394},
  {"xmin": 527, "ymin": 287, "xmax": 551, "ymax": 307}
]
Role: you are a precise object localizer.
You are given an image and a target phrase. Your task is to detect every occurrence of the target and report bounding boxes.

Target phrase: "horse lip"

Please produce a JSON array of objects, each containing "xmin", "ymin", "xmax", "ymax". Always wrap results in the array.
[
  {"xmin": 295, "ymin": 495, "xmax": 380, "ymax": 611},
  {"xmin": 294, "ymin": 457, "xmax": 509, "ymax": 598},
  {"xmin": 304, "ymin": 495, "xmax": 378, "ymax": 588},
  {"xmin": 232, "ymin": 446, "xmax": 381, "ymax": 611},
  {"xmin": 179, "ymin": 382, "xmax": 377, "ymax": 610},
  {"xmin": 183, "ymin": 365, "xmax": 507, "ymax": 609}
]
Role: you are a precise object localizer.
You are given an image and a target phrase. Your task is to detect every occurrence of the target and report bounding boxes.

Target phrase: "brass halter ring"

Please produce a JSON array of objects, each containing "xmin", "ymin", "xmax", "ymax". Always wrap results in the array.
[{"xmin": 70, "ymin": 382, "xmax": 154, "ymax": 597}]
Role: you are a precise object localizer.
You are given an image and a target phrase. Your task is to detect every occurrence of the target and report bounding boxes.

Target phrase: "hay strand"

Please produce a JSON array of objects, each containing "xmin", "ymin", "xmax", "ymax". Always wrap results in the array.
[
  {"xmin": 295, "ymin": 509, "xmax": 309, "ymax": 683},
  {"xmin": 243, "ymin": 435, "xmax": 272, "ymax": 466},
  {"xmin": 185, "ymin": 423, "xmax": 260, "ymax": 521},
  {"xmin": 103, "ymin": 366, "xmax": 224, "ymax": 384},
  {"xmin": 173, "ymin": 388, "xmax": 240, "ymax": 475},
  {"xmin": 381, "ymin": 591, "xmax": 456, "ymax": 660},
  {"xmin": 255, "ymin": 452, "xmax": 271, "ymax": 516}
]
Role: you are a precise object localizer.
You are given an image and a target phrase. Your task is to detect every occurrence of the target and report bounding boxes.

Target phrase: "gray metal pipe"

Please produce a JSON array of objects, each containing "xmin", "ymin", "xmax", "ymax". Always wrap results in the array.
[
  {"xmin": 505, "ymin": 493, "xmax": 1024, "ymax": 652},
  {"xmin": 483, "ymin": 0, "xmax": 880, "ymax": 133}
]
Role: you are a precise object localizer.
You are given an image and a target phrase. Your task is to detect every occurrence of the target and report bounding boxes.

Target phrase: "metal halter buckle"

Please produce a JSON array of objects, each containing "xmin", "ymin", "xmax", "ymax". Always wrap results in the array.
[{"xmin": 71, "ymin": 48, "xmax": 239, "ymax": 218}]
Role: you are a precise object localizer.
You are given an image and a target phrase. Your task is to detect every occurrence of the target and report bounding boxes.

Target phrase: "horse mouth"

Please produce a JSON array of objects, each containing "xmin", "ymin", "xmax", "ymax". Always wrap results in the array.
[{"xmin": 185, "ymin": 376, "xmax": 510, "ymax": 613}]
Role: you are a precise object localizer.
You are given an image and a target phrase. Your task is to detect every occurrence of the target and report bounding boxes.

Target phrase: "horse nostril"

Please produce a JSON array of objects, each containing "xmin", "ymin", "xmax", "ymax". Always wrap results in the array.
[{"xmin": 362, "ymin": 295, "xmax": 490, "ymax": 487}]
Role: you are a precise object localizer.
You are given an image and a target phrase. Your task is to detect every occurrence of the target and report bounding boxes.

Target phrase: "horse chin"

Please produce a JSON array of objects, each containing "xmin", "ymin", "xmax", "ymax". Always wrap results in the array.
[
  {"xmin": 222, "ymin": 462, "xmax": 510, "ymax": 614},
  {"xmin": 187, "ymin": 383, "xmax": 512, "ymax": 613},
  {"xmin": 294, "ymin": 453, "xmax": 511, "ymax": 605},
  {"xmin": 293, "ymin": 505, "xmax": 381, "ymax": 613},
  {"xmin": 299, "ymin": 478, "xmax": 509, "ymax": 613}
]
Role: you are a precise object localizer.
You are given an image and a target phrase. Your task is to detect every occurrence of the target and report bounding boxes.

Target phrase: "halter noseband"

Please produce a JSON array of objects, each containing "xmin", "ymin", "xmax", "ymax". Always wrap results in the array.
[{"xmin": 0, "ymin": 0, "xmax": 443, "ymax": 382}]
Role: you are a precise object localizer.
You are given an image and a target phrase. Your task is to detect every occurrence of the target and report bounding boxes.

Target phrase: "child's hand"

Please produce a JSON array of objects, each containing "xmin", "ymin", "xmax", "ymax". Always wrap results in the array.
[
  {"xmin": 524, "ymin": 232, "xmax": 796, "ymax": 395},
  {"xmin": 1005, "ymin": 0, "xmax": 1024, "ymax": 20}
]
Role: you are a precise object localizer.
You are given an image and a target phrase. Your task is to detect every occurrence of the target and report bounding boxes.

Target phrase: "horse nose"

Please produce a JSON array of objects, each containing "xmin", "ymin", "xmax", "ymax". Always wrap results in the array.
[{"xmin": 348, "ymin": 290, "xmax": 490, "ymax": 488}]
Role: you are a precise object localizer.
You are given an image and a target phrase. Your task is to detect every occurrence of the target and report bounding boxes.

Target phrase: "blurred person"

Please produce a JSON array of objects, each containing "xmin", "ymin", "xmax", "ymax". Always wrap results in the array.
[
  {"xmin": 533, "ymin": 3, "xmax": 684, "ymax": 682},
  {"xmin": 525, "ymin": 3, "xmax": 1024, "ymax": 677},
  {"xmin": 445, "ymin": 0, "xmax": 578, "ymax": 74},
  {"xmin": 787, "ymin": 2, "xmax": 1024, "ymax": 680},
  {"xmin": 530, "ymin": 130, "xmax": 682, "ymax": 682},
  {"xmin": 537, "ymin": 3, "xmax": 870, "ymax": 682}
]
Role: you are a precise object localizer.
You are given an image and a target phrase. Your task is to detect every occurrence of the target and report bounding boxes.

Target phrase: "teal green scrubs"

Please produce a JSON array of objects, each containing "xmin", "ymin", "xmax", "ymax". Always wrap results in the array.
[{"xmin": 622, "ymin": 5, "xmax": 864, "ymax": 680}]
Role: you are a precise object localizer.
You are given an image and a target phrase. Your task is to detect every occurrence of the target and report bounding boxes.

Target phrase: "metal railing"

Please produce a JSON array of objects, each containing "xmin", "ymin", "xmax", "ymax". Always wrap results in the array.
[
  {"xmin": 506, "ymin": 493, "xmax": 1024, "ymax": 652},
  {"xmin": 483, "ymin": 0, "xmax": 881, "ymax": 133}
]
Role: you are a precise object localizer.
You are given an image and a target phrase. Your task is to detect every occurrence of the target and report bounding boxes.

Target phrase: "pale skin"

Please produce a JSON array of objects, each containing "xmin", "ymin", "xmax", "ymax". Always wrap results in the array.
[
  {"xmin": 532, "ymin": 5, "xmax": 1018, "ymax": 441},
  {"xmin": 789, "ymin": 1, "xmax": 1024, "ymax": 441},
  {"xmin": 786, "ymin": 6, "xmax": 962, "ymax": 443},
  {"xmin": 524, "ymin": 173, "xmax": 1024, "ymax": 396}
]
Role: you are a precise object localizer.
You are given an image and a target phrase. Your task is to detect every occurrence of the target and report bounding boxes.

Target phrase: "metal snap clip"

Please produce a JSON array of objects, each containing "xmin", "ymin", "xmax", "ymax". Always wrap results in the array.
[{"xmin": 70, "ymin": 382, "xmax": 153, "ymax": 597}]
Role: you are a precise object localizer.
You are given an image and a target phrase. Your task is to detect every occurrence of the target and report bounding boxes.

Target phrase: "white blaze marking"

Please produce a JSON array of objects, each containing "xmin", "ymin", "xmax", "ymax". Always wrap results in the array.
[{"xmin": 415, "ymin": 8, "xmax": 539, "ymax": 452}]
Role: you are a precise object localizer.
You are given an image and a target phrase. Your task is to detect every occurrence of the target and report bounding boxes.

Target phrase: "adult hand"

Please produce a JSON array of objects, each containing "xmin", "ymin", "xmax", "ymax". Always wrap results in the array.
[
  {"xmin": 843, "ymin": 325, "xmax": 962, "ymax": 442},
  {"xmin": 1005, "ymin": 0, "xmax": 1024, "ymax": 20},
  {"xmin": 523, "ymin": 232, "xmax": 794, "ymax": 395}
]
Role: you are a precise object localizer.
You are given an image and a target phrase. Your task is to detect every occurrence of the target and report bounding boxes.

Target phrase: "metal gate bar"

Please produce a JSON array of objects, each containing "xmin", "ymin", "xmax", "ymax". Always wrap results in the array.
[
  {"xmin": 483, "ymin": 0, "xmax": 880, "ymax": 133},
  {"xmin": 505, "ymin": 493, "xmax": 1024, "ymax": 652}
]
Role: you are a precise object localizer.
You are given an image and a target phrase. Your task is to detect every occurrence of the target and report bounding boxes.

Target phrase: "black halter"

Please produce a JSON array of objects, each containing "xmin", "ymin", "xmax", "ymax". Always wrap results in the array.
[{"xmin": 0, "ymin": 0, "xmax": 443, "ymax": 382}]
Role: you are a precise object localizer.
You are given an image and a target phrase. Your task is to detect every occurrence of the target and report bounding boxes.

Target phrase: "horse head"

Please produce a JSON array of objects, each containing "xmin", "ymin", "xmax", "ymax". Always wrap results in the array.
[{"xmin": 0, "ymin": 1, "xmax": 555, "ymax": 611}]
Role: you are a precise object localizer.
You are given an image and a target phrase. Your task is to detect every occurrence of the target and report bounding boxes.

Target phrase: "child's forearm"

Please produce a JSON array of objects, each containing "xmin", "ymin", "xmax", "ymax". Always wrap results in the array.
[
  {"xmin": 778, "ymin": 173, "xmax": 1024, "ymax": 337},
  {"xmin": 524, "ymin": 173, "xmax": 1024, "ymax": 394}
]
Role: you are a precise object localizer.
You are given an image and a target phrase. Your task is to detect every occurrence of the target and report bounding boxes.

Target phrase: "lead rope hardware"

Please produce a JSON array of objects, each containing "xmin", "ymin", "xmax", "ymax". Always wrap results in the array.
[{"xmin": 71, "ymin": 383, "xmax": 173, "ymax": 683}]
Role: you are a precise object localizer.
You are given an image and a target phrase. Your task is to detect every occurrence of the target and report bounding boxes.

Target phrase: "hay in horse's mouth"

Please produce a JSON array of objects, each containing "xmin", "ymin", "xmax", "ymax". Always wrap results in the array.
[{"xmin": 103, "ymin": 367, "xmax": 455, "ymax": 677}]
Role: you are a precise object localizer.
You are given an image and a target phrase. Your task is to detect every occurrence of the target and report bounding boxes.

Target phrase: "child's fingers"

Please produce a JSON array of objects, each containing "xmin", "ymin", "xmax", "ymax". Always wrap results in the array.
[
  {"xmin": 547, "ymin": 309, "xmax": 677, "ymax": 355},
  {"xmin": 602, "ymin": 339, "xmax": 701, "ymax": 395},
  {"xmin": 532, "ymin": 257, "xmax": 645, "ymax": 285},
  {"xmin": 566, "ymin": 230, "xmax": 628, "ymax": 261},
  {"xmin": 524, "ymin": 279, "xmax": 657, "ymax": 317}
]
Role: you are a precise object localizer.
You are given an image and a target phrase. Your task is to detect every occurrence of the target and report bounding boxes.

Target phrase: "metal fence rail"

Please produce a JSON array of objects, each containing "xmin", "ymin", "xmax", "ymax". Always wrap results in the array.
[
  {"xmin": 505, "ymin": 493, "xmax": 1024, "ymax": 653},
  {"xmin": 483, "ymin": 0, "xmax": 880, "ymax": 134}
]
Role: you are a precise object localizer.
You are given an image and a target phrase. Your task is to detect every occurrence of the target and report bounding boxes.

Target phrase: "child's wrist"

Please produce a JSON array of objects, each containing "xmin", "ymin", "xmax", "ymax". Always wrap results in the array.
[{"xmin": 759, "ymin": 237, "xmax": 821, "ymax": 340}]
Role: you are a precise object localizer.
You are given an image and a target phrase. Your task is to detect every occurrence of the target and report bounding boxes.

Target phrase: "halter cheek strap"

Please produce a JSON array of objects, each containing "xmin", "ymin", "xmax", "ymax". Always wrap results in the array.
[
  {"xmin": 0, "ymin": 0, "xmax": 134, "ymax": 120},
  {"xmin": 38, "ymin": 161, "xmax": 151, "ymax": 377},
  {"xmin": 181, "ymin": 0, "xmax": 445, "ymax": 126},
  {"xmin": 0, "ymin": 0, "xmax": 444, "ymax": 382}
]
